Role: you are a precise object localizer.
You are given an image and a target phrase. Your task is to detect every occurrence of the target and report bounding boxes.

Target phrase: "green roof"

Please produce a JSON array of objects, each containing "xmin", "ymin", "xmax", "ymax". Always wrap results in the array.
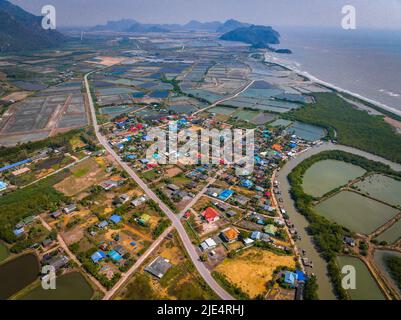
[{"xmin": 264, "ymin": 224, "xmax": 277, "ymax": 235}]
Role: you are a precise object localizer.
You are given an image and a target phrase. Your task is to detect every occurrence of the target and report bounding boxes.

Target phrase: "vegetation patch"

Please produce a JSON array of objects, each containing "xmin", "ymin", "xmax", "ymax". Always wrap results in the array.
[{"xmin": 286, "ymin": 92, "xmax": 401, "ymax": 163}]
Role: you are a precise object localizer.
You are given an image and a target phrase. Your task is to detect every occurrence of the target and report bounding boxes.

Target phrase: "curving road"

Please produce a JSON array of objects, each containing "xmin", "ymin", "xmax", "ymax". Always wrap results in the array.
[
  {"xmin": 84, "ymin": 72, "xmax": 234, "ymax": 300},
  {"xmin": 276, "ymin": 142, "xmax": 401, "ymax": 300}
]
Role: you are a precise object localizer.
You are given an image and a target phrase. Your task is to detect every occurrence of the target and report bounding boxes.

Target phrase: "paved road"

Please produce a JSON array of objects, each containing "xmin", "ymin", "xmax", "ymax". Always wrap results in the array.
[
  {"xmin": 276, "ymin": 142, "xmax": 401, "ymax": 300},
  {"xmin": 192, "ymin": 80, "xmax": 255, "ymax": 116},
  {"xmin": 103, "ymin": 226, "xmax": 174, "ymax": 300},
  {"xmin": 84, "ymin": 72, "xmax": 234, "ymax": 300}
]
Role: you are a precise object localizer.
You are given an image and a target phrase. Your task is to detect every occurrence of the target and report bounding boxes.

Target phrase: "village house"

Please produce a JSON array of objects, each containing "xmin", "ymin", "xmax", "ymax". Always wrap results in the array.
[
  {"xmin": 220, "ymin": 227, "xmax": 239, "ymax": 243},
  {"xmin": 63, "ymin": 204, "xmax": 77, "ymax": 214},
  {"xmin": 200, "ymin": 238, "xmax": 217, "ymax": 251},
  {"xmin": 145, "ymin": 256, "xmax": 172, "ymax": 279},
  {"xmin": 201, "ymin": 207, "xmax": 220, "ymax": 223}
]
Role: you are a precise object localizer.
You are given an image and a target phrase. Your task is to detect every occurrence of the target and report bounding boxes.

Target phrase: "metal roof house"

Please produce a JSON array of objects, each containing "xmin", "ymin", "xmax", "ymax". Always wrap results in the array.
[
  {"xmin": 49, "ymin": 255, "xmax": 69, "ymax": 271},
  {"xmin": 63, "ymin": 204, "xmax": 77, "ymax": 214},
  {"xmin": 91, "ymin": 251, "xmax": 106, "ymax": 263},
  {"xmin": 0, "ymin": 181, "xmax": 8, "ymax": 191},
  {"xmin": 145, "ymin": 256, "xmax": 172, "ymax": 279},
  {"xmin": 109, "ymin": 214, "xmax": 122, "ymax": 224}
]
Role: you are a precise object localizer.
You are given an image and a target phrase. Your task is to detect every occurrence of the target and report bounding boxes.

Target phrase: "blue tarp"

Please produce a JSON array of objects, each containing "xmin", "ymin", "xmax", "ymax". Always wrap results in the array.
[{"xmin": 0, "ymin": 158, "xmax": 32, "ymax": 172}]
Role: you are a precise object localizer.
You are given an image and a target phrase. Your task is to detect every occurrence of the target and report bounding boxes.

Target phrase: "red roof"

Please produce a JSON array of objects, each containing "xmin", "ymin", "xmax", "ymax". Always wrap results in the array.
[
  {"xmin": 136, "ymin": 123, "xmax": 143, "ymax": 129},
  {"xmin": 129, "ymin": 125, "xmax": 138, "ymax": 132},
  {"xmin": 265, "ymin": 192, "xmax": 271, "ymax": 198},
  {"xmin": 201, "ymin": 207, "xmax": 219, "ymax": 222}
]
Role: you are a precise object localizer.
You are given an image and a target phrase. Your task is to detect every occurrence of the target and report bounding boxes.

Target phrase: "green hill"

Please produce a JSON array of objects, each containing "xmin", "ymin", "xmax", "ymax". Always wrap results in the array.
[
  {"xmin": 0, "ymin": 0, "xmax": 65, "ymax": 53},
  {"xmin": 219, "ymin": 25, "xmax": 280, "ymax": 46}
]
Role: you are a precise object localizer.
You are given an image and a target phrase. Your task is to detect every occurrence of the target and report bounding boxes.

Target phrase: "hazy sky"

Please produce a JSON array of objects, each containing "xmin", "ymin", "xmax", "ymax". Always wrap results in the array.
[{"xmin": 10, "ymin": 0, "xmax": 401, "ymax": 29}]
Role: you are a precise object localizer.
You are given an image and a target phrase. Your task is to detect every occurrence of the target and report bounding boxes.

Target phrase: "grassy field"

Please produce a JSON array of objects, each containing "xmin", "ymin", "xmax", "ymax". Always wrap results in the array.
[{"xmin": 287, "ymin": 92, "xmax": 401, "ymax": 163}]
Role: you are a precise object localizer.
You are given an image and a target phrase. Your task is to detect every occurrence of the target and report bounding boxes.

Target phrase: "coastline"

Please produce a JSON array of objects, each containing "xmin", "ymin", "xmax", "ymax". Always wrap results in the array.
[{"xmin": 264, "ymin": 52, "xmax": 401, "ymax": 118}]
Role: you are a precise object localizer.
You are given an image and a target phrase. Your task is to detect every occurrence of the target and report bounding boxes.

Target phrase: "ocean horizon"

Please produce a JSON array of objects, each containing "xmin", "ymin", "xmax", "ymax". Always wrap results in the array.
[{"xmin": 274, "ymin": 27, "xmax": 401, "ymax": 114}]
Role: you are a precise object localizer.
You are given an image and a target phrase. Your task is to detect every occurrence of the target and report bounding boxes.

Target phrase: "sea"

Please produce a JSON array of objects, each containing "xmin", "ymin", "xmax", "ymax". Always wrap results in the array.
[{"xmin": 271, "ymin": 27, "xmax": 401, "ymax": 115}]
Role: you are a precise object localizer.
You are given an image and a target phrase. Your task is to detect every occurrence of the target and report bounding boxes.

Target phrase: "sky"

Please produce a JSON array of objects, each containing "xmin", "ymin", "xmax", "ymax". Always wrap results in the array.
[{"xmin": 9, "ymin": 0, "xmax": 401, "ymax": 29}]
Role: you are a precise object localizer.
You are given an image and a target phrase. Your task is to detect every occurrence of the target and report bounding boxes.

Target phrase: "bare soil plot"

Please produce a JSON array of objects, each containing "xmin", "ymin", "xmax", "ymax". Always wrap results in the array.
[
  {"xmin": 1, "ymin": 91, "xmax": 30, "ymax": 102},
  {"xmin": 165, "ymin": 166, "xmax": 182, "ymax": 178}
]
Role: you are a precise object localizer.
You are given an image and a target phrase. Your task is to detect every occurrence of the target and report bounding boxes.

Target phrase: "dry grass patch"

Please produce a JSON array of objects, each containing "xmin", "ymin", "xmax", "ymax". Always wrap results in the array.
[
  {"xmin": 54, "ymin": 158, "xmax": 108, "ymax": 196},
  {"xmin": 214, "ymin": 248, "xmax": 296, "ymax": 298}
]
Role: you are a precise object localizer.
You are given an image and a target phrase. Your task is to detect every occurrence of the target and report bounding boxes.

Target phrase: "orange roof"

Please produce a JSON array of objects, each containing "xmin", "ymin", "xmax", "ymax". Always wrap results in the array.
[
  {"xmin": 201, "ymin": 207, "xmax": 219, "ymax": 222},
  {"xmin": 223, "ymin": 228, "xmax": 239, "ymax": 241},
  {"xmin": 272, "ymin": 144, "xmax": 283, "ymax": 152}
]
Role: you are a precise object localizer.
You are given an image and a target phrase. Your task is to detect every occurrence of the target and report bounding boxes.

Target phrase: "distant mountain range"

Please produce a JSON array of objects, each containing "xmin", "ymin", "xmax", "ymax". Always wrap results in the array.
[
  {"xmin": 91, "ymin": 18, "xmax": 250, "ymax": 33},
  {"xmin": 90, "ymin": 18, "xmax": 284, "ymax": 49},
  {"xmin": 0, "ymin": 0, "xmax": 66, "ymax": 53}
]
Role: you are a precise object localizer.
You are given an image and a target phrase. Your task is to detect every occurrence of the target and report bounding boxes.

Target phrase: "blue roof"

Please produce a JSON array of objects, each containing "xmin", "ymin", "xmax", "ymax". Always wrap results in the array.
[
  {"xmin": 284, "ymin": 271, "xmax": 298, "ymax": 286},
  {"xmin": 0, "ymin": 158, "xmax": 32, "ymax": 172},
  {"xmin": 241, "ymin": 179, "xmax": 253, "ymax": 188},
  {"xmin": 108, "ymin": 250, "xmax": 122, "ymax": 261},
  {"xmin": 296, "ymin": 270, "xmax": 307, "ymax": 282},
  {"xmin": 125, "ymin": 154, "xmax": 137, "ymax": 160},
  {"xmin": 218, "ymin": 189, "xmax": 234, "ymax": 201},
  {"xmin": 91, "ymin": 251, "xmax": 106, "ymax": 263},
  {"xmin": 0, "ymin": 181, "xmax": 7, "ymax": 189},
  {"xmin": 251, "ymin": 231, "xmax": 261, "ymax": 240},
  {"xmin": 109, "ymin": 215, "xmax": 122, "ymax": 224},
  {"xmin": 13, "ymin": 227, "xmax": 24, "ymax": 236}
]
